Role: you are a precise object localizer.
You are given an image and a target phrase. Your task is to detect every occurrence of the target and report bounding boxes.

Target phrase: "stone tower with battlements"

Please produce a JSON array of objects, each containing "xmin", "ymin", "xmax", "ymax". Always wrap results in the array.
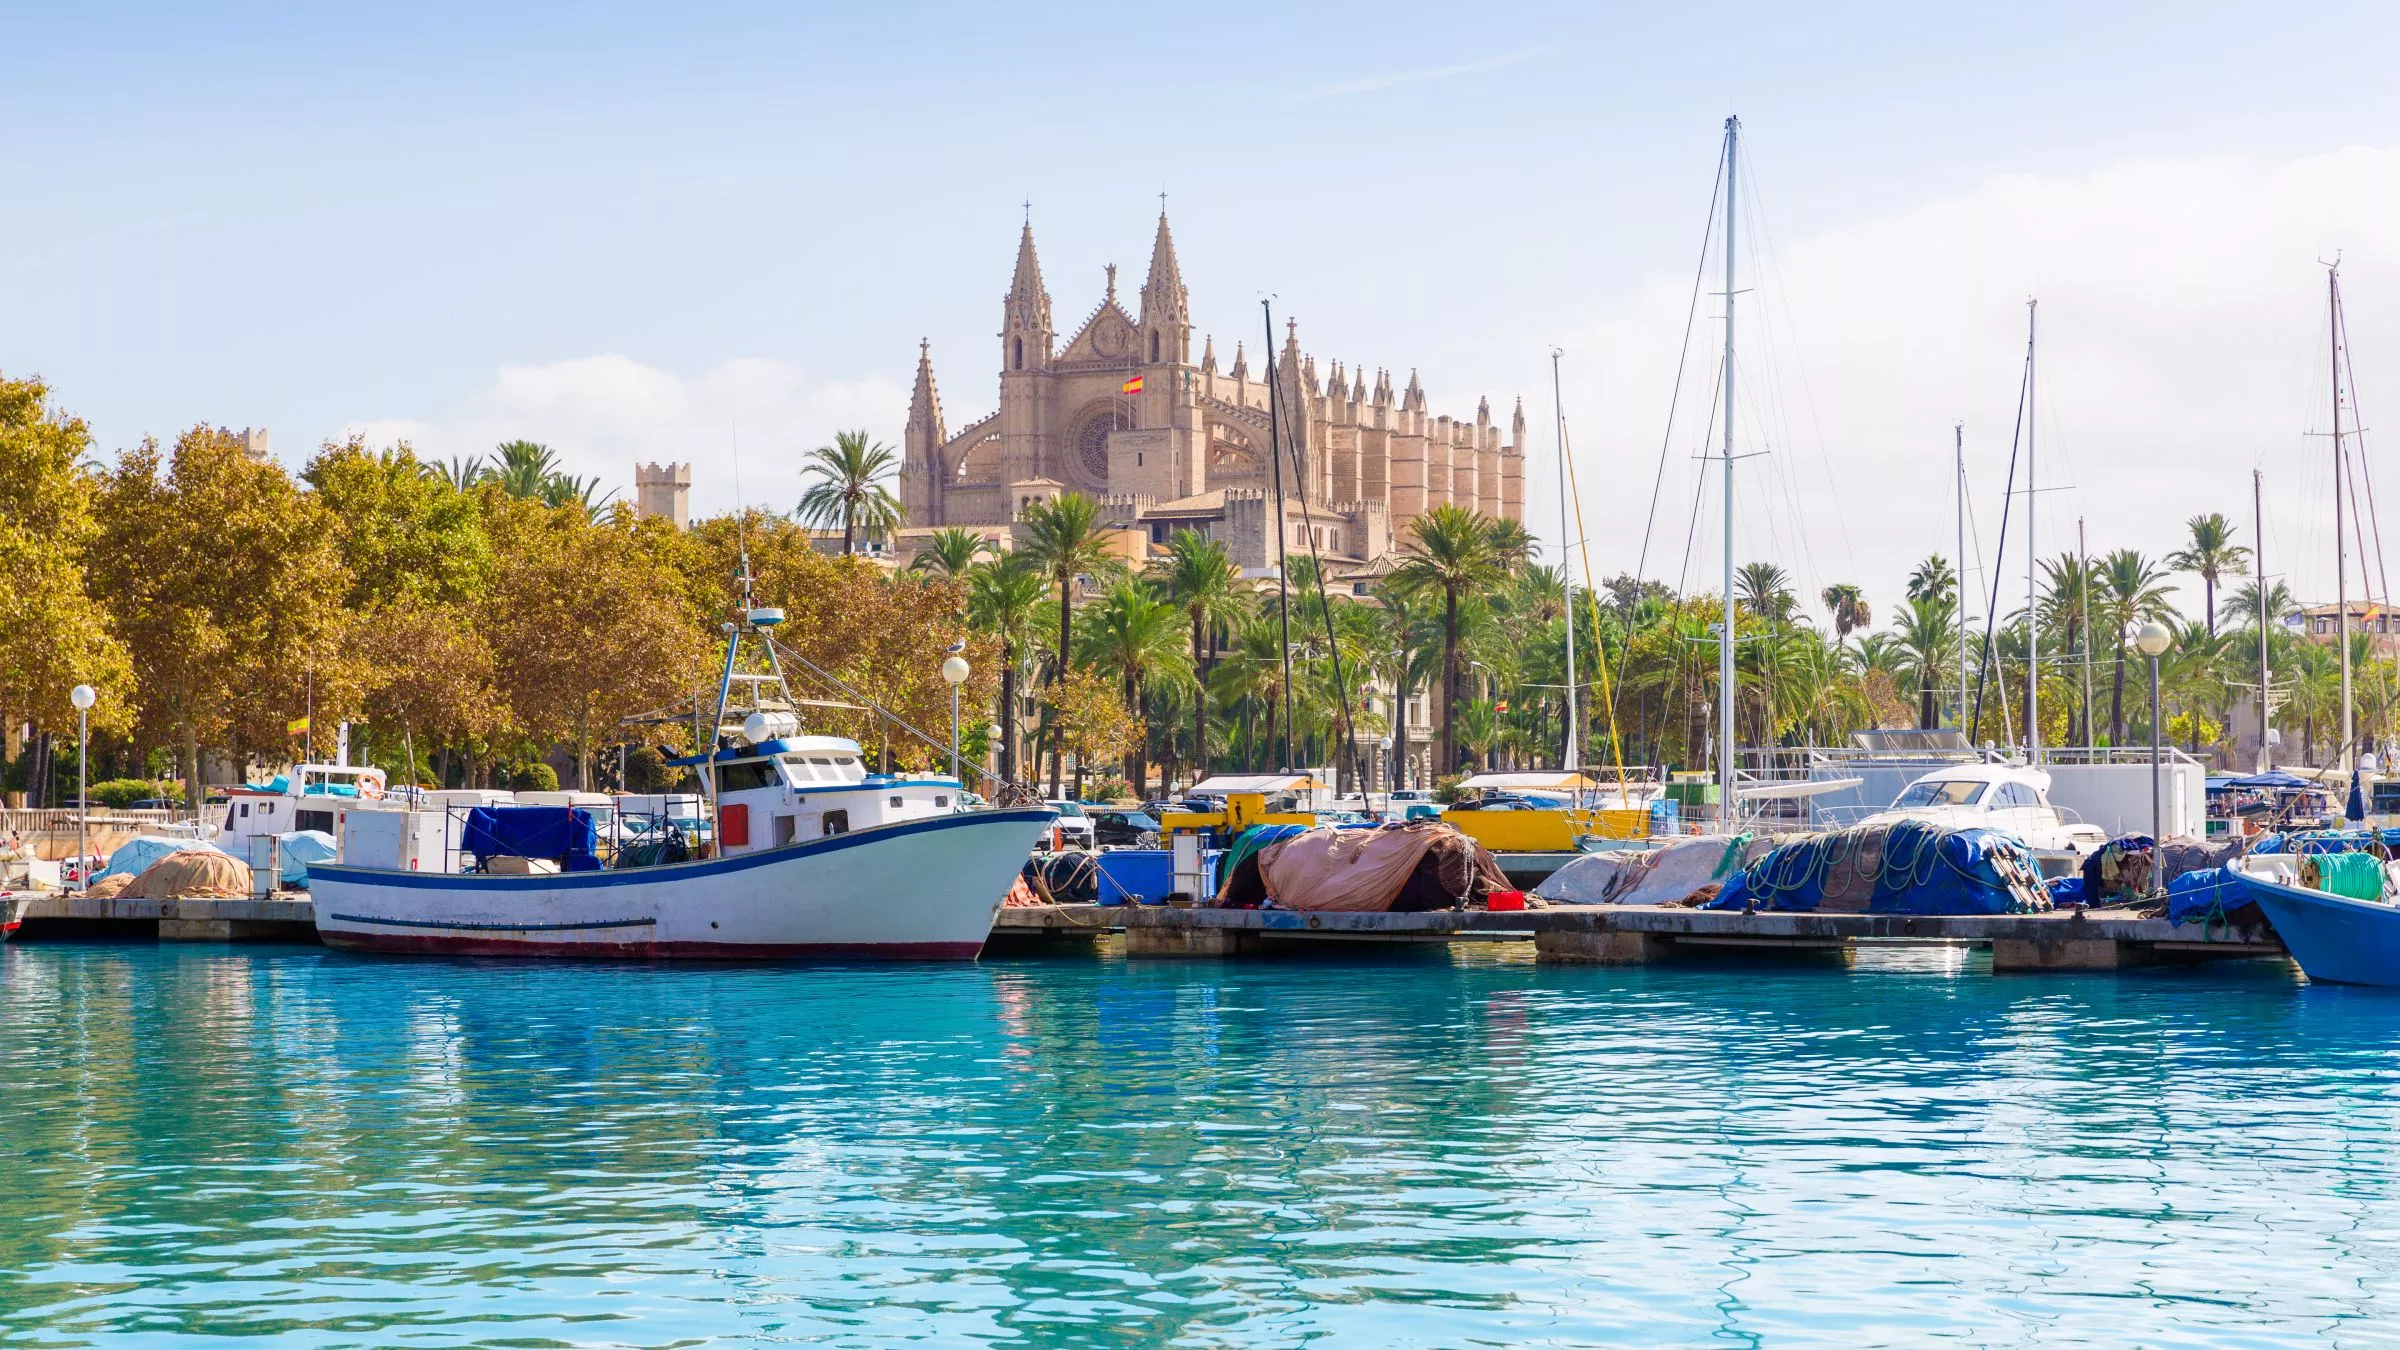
[{"xmin": 634, "ymin": 461, "xmax": 691, "ymax": 528}]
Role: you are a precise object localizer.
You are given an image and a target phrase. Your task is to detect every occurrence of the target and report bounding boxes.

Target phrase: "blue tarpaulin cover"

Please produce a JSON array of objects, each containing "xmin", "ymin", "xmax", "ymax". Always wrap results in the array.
[
  {"xmin": 463, "ymin": 806, "xmax": 600, "ymax": 871},
  {"xmin": 2165, "ymin": 866, "xmax": 2248, "ymax": 926},
  {"xmin": 1703, "ymin": 821, "xmax": 2049, "ymax": 915}
]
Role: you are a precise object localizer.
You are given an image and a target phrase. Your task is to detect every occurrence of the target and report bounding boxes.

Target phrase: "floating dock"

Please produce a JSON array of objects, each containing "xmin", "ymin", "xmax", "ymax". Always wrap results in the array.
[
  {"xmin": 16, "ymin": 892, "xmax": 316, "ymax": 942},
  {"xmin": 990, "ymin": 903, "xmax": 2286, "ymax": 971}
]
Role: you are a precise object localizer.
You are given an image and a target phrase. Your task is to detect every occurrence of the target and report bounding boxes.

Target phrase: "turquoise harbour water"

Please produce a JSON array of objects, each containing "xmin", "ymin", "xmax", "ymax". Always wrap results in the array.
[{"xmin": 3, "ymin": 943, "xmax": 2397, "ymax": 1347}]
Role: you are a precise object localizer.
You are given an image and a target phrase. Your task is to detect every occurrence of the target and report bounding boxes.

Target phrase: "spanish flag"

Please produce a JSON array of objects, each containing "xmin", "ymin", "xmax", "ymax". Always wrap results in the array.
[
  {"xmin": 1120, "ymin": 375, "xmax": 1144, "ymax": 394},
  {"xmin": 288, "ymin": 715, "xmax": 310, "ymax": 736}
]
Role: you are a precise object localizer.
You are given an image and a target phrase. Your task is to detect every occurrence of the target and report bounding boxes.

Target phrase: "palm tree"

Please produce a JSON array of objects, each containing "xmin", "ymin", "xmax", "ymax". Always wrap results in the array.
[
  {"xmin": 967, "ymin": 553, "xmax": 1047, "ymax": 784},
  {"xmin": 1907, "ymin": 554, "xmax": 1957, "ymax": 605},
  {"xmin": 1151, "ymin": 529, "xmax": 1251, "ymax": 782},
  {"xmin": 1074, "ymin": 581, "xmax": 1192, "ymax": 798},
  {"xmin": 910, "ymin": 527, "xmax": 990, "ymax": 578},
  {"xmin": 2168, "ymin": 512, "xmax": 2250, "ymax": 640},
  {"xmin": 434, "ymin": 454, "xmax": 487, "ymax": 491},
  {"xmin": 2227, "ymin": 577, "xmax": 2295, "ymax": 633},
  {"xmin": 1017, "ymin": 492, "xmax": 1120, "ymax": 795},
  {"xmin": 1822, "ymin": 583, "xmax": 1872, "ymax": 645},
  {"xmin": 1891, "ymin": 594, "xmax": 1958, "ymax": 729},
  {"xmin": 1387, "ymin": 505, "xmax": 1517, "ymax": 777},
  {"xmin": 1736, "ymin": 562, "xmax": 1798, "ymax": 625},
  {"xmin": 797, "ymin": 430, "xmax": 904, "ymax": 555},
  {"xmin": 491, "ymin": 440, "xmax": 562, "ymax": 499},
  {"xmin": 541, "ymin": 472, "xmax": 619, "ymax": 521},
  {"xmin": 2097, "ymin": 548, "xmax": 2177, "ymax": 745}
]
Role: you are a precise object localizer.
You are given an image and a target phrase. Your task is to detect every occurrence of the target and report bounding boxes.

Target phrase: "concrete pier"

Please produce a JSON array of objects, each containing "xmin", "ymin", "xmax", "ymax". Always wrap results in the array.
[
  {"xmin": 989, "ymin": 903, "xmax": 2287, "ymax": 971},
  {"xmin": 16, "ymin": 892, "xmax": 317, "ymax": 943}
]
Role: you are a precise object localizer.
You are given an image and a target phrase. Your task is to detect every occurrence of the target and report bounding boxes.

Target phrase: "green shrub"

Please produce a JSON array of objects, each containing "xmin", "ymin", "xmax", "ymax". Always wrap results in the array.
[
  {"xmin": 1081, "ymin": 777, "xmax": 1133, "ymax": 804},
  {"xmin": 91, "ymin": 778, "xmax": 180, "ymax": 809},
  {"xmin": 510, "ymin": 761, "xmax": 560, "ymax": 792}
]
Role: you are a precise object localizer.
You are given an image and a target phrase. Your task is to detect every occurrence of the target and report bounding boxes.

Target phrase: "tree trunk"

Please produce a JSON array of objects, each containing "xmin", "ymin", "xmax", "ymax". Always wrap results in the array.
[
  {"xmin": 1392, "ymin": 668, "xmax": 1409, "ymax": 792},
  {"xmin": 1124, "ymin": 668, "xmax": 1145, "ymax": 799},
  {"xmin": 2109, "ymin": 653, "xmax": 2127, "ymax": 746},
  {"xmin": 2204, "ymin": 575, "xmax": 2217, "ymax": 641},
  {"xmin": 1441, "ymin": 589, "xmax": 1460, "ymax": 777},
  {"xmin": 1191, "ymin": 611, "xmax": 1209, "ymax": 780},
  {"xmin": 998, "ymin": 640, "xmax": 1019, "ymax": 783},
  {"xmin": 1048, "ymin": 578, "xmax": 1071, "ymax": 798},
  {"xmin": 182, "ymin": 721, "xmax": 202, "ymax": 827}
]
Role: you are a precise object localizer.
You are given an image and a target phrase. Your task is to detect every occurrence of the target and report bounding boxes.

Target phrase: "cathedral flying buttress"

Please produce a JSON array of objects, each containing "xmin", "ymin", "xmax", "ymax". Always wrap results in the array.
[{"xmin": 899, "ymin": 212, "xmax": 1526, "ymax": 570}]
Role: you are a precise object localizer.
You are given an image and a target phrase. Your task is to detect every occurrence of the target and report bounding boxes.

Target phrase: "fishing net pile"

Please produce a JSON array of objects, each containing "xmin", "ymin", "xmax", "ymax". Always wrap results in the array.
[{"xmin": 121, "ymin": 850, "xmax": 253, "ymax": 900}]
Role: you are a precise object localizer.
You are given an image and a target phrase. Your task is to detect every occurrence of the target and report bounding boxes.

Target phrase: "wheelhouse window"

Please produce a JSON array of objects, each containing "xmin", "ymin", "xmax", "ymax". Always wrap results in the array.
[
  {"xmin": 718, "ymin": 760, "xmax": 778, "ymax": 792},
  {"xmin": 1894, "ymin": 779, "xmax": 1987, "ymax": 808},
  {"xmin": 823, "ymin": 810, "xmax": 849, "ymax": 836}
]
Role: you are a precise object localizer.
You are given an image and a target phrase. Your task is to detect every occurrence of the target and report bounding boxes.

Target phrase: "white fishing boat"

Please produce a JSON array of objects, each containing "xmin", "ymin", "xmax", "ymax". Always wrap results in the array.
[{"xmin": 308, "ymin": 584, "xmax": 1051, "ymax": 960}]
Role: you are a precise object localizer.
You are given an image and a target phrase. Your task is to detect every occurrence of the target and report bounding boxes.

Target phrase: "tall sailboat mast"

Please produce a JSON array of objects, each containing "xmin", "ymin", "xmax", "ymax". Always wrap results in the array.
[
  {"xmin": 2024, "ymin": 299, "xmax": 2040, "ymax": 763},
  {"xmin": 2331, "ymin": 262, "xmax": 2354, "ymax": 774},
  {"xmin": 1955, "ymin": 423, "xmax": 1968, "ymax": 730},
  {"xmin": 1717, "ymin": 115, "xmax": 1740, "ymax": 823},
  {"xmin": 2255, "ymin": 467, "xmax": 2271, "ymax": 772},
  {"xmin": 1553, "ymin": 349, "xmax": 1580, "ymax": 770}
]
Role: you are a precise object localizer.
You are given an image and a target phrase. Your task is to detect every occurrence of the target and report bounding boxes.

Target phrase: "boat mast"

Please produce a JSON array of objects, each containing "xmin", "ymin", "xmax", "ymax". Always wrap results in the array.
[
  {"xmin": 2024, "ymin": 299, "xmax": 2040, "ymax": 764},
  {"xmin": 1718, "ymin": 114, "xmax": 1740, "ymax": 825},
  {"xmin": 1263, "ymin": 298, "xmax": 1296, "ymax": 775},
  {"xmin": 2079, "ymin": 516, "xmax": 2093, "ymax": 745},
  {"xmin": 1554, "ymin": 348, "xmax": 1579, "ymax": 770},
  {"xmin": 1955, "ymin": 423, "xmax": 1967, "ymax": 731},
  {"xmin": 2332, "ymin": 262, "xmax": 2354, "ymax": 775},
  {"xmin": 2256, "ymin": 467, "xmax": 2271, "ymax": 772}
]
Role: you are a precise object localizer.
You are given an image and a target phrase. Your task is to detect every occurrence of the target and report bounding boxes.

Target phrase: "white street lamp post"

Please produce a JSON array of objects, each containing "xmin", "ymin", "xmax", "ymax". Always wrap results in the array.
[
  {"xmin": 942, "ymin": 654, "xmax": 971, "ymax": 785},
  {"xmin": 2135, "ymin": 622, "xmax": 2173, "ymax": 852},
  {"xmin": 70, "ymin": 684, "xmax": 96, "ymax": 892}
]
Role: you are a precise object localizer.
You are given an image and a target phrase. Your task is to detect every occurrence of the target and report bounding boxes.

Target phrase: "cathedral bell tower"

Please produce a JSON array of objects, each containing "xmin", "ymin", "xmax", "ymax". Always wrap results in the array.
[{"xmin": 999, "ymin": 220, "xmax": 1054, "ymax": 488}]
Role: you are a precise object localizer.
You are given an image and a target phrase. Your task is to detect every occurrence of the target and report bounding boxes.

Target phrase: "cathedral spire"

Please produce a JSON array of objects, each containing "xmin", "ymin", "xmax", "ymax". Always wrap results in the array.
[
  {"xmin": 1138, "ymin": 210, "xmax": 1191, "ymax": 365},
  {"xmin": 1201, "ymin": 334, "xmax": 1217, "ymax": 373},
  {"xmin": 1002, "ymin": 220, "xmax": 1053, "ymax": 372},
  {"xmin": 1230, "ymin": 340, "xmax": 1249, "ymax": 382},
  {"xmin": 908, "ymin": 339, "xmax": 946, "ymax": 440},
  {"xmin": 1403, "ymin": 369, "xmax": 1425, "ymax": 413}
]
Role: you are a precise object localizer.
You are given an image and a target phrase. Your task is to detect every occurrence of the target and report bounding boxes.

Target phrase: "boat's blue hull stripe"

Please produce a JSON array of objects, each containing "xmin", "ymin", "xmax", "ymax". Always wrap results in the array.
[
  {"xmin": 329, "ymin": 913, "xmax": 656, "ymax": 932},
  {"xmin": 309, "ymin": 807, "xmax": 1054, "ymax": 891}
]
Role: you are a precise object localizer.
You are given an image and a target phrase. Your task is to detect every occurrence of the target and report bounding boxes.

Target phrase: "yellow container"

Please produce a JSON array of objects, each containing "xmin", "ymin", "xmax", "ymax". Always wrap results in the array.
[{"xmin": 1443, "ymin": 806, "xmax": 1652, "ymax": 853}]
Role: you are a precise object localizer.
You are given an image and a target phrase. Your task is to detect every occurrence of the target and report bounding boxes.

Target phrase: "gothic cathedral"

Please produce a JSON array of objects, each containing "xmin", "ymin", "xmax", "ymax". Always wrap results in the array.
[{"xmin": 900, "ymin": 214, "xmax": 1526, "ymax": 571}]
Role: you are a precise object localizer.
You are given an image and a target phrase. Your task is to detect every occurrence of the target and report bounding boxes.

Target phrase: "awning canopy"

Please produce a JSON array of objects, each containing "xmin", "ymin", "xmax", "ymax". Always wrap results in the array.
[
  {"xmin": 2228, "ymin": 771, "xmax": 2313, "ymax": 790},
  {"xmin": 1186, "ymin": 773, "xmax": 1321, "ymax": 796},
  {"xmin": 1454, "ymin": 771, "xmax": 1600, "ymax": 792}
]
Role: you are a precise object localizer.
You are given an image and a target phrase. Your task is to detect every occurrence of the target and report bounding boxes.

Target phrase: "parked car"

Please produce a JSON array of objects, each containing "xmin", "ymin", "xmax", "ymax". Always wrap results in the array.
[
  {"xmin": 1382, "ymin": 789, "xmax": 1437, "ymax": 823},
  {"xmin": 1042, "ymin": 800, "xmax": 1096, "ymax": 850},
  {"xmin": 1089, "ymin": 809, "xmax": 1161, "ymax": 848}
]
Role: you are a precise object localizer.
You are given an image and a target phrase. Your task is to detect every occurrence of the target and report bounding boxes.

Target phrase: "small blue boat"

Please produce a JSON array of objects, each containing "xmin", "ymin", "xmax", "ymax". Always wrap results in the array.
[{"xmin": 2230, "ymin": 858, "xmax": 2400, "ymax": 986}]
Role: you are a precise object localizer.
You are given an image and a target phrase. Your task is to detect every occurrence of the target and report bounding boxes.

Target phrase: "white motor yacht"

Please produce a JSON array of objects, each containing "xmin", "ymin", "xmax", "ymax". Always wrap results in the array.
[{"xmin": 1861, "ymin": 764, "xmax": 2109, "ymax": 856}]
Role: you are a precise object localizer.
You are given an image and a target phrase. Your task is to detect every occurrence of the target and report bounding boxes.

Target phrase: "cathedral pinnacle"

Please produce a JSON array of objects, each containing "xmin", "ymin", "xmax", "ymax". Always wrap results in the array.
[
  {"xmin": 1201, "ymin": 335, "xmax": 1217, "ymax": 372},
  {"xmin": 1230, "ymin": 341, "xmax": 1249, "ymax": 380},
  {"xmin": 1007, "ymin": 221, "xmax": 1047, "ymax": 306}
]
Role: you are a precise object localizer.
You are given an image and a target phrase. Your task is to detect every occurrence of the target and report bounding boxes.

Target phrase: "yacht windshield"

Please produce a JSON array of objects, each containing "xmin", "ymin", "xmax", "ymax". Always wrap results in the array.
[{"xmin": 1894, "ymin": 779, "xmax": 1987, "ymax": 808}]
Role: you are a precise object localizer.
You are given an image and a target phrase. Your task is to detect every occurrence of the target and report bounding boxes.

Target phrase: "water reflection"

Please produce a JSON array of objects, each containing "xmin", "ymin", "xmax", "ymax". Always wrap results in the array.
[{"xmin": 0, "ymin": 942, "xmax": 2393, "ymax": 1345}]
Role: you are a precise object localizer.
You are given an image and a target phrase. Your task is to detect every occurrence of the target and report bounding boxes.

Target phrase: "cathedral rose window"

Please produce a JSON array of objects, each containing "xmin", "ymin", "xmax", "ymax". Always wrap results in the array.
[{"xmin": 1077, "ymin": 415, "xmax": 1112, "ymax": 481}]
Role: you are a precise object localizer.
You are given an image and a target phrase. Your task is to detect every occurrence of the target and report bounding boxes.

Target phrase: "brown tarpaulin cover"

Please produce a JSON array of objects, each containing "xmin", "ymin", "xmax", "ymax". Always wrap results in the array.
[
  {"xmin": 123, "ymin": 850, "xmax": 252, "ymax": 900},
  {"xmin": 1256, "ymin": 822, "xmax": 1510, "ymax": 912}
]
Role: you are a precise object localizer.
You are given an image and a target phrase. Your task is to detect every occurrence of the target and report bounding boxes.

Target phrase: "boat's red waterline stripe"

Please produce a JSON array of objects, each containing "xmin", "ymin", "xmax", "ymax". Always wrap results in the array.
[{"xmin": 319, "ymin": 931, "xmax": 985, "ymax": 960}]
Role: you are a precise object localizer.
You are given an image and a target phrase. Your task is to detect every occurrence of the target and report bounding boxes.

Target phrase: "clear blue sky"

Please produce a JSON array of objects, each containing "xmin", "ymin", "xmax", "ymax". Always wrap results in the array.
[{"xmin": 10, "ymin": 2, "xmax": 2399, "ymax": 610}]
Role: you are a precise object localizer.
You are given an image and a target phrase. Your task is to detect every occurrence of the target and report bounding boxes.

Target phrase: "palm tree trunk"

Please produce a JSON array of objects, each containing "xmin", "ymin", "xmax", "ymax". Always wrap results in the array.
[
  {"xmin": 842, "ymin": 504, "xmax": 856, "ymax": 557},
  {"xmin": 1048, "ymin": 579, "xmax": 1071, "ymax": 798},
  {"xmin": 1124, "ymin": 668, "xmax": 1144, "ymax": 798},
  {"xmin": 2204, "ymin": 575, "xmax": 2217, "ymax": 641},
  {"xmin": 2110, "ymin": 652, "xmax": 2127, "ymax": 746},
  {"xmin": 998, "ymin": 641, "xmax": 1019, "ymax": 782},
  {"xmin": 1441, "ymin": 589, "xmax": 1460, "ymax": 776},
  {"xmin": 1191, "ymin": 611, "xmax": 1208, "ymax": 781},
  {"xmin": 1391, "ymin": 669, "xmax": 1408, "ymax": 791}
]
